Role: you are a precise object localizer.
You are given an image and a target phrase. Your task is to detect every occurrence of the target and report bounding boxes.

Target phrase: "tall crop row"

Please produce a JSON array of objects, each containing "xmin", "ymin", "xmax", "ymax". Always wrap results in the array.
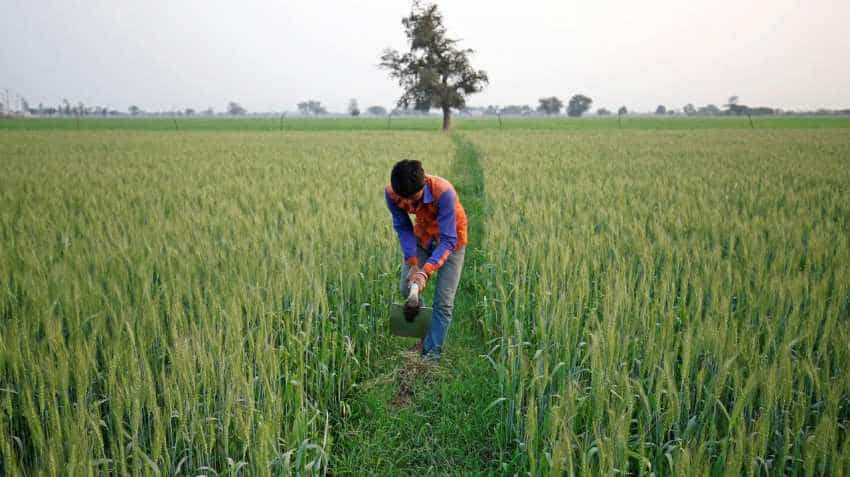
[
  {"xmin": 0, "ymin": 131, "xmax": 454, "ymax": 475},
  {"xmin": 470, "ymin": 129, "xmax": 850, "ymax": 475}
]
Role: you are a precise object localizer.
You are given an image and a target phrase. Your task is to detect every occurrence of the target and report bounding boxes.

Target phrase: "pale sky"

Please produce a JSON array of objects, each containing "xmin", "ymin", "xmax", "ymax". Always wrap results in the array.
[{"xmin": 2, "ymin": 0, "xmax": 849, "ymax": 113}]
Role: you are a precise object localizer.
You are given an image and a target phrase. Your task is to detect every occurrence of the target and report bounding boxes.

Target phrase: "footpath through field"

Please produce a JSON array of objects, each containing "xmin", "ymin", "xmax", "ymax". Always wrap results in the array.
[{"xmin": 331, "ymin": 134, "xmax": 512, "ymax": 474}]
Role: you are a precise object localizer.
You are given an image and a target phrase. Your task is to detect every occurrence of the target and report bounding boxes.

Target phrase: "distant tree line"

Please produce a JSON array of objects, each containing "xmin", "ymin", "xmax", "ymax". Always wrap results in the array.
[
  {"xmin": 649, "ymin": 97, "xmax": 811, "ymax": 117},
  {"xmin": 459, "ymin": 95, "xmax": 850, "ymax": 118},
  {"xmin": 4, "ymin": 93, "xmax": 849, "ymax": 119},
  {"xmin": 9, "ymin": 98, "xmax": 127, "ymax": 117},
  {"xmin": 0, "ymin": 98, "xmax": 224, "ymax": 118},
  {"xmin": 2, "ymin": 97, "xmax": 403, "ymax": 118}
]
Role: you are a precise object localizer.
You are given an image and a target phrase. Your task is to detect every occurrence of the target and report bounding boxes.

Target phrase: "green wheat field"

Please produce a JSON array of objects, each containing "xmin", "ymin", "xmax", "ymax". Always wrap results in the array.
[{"xmin": 1, "ymin": 117, "xmax": 848, "ymax": 475}]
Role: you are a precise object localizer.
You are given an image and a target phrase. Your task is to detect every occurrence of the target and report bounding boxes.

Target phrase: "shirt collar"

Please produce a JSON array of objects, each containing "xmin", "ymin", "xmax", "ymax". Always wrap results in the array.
[{"xmin": 422, "ymin": 183, "xmax": 433, "ymax": 205}]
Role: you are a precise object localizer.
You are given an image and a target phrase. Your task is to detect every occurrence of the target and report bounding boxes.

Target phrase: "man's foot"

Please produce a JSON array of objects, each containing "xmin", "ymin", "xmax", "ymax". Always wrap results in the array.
[{"xmin": 421, "ymin": 347, "xmax": 441, "ymax": 363}]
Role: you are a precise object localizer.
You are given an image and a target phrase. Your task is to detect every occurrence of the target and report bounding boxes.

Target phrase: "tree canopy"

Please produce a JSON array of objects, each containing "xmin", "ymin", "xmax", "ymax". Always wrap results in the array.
[
  {"xmin": 567, "ymin": 94, "xmax": 593, "ymax": 117},
  {"xmin": 699, "ymin": 104, "xmax": 721, "ymax": 115},
  {"xmin": 725, "ymin": 96, "xmax": 749, "ymax": 115},
  {"xmin": 501, "ymin": 104, "xmax": 532, "ymax": 115},
  {"xmin": 227, "ymin": 102, "xmax": 246, "ymax": 116},
  {"xmin": 537, "ymin": 96, "xmax": 563, "ymax": 115},
  {"xmin": 297, "ymin": 100, "xmax": 326, "ymax": 116},
  {"xmin": 379, "ymin": 1, "xmax": 488, "ymax": 130},
  {"xmin": 366, "ymin": 105, "xmax": 388, "ymax": 116}
]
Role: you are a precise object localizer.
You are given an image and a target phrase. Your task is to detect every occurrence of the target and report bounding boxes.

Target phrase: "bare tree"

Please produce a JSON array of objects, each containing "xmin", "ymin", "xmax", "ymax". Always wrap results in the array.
[{"xmin": 348, "ymin": 98, "xmax": 360, "ymax": 117}]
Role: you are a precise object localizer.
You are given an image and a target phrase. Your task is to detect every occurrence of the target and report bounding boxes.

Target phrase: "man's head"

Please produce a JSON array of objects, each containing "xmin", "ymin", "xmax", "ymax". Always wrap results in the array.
[{"xmin": 391, "ymin": 159, "xmax": 425, "ymax": 198}]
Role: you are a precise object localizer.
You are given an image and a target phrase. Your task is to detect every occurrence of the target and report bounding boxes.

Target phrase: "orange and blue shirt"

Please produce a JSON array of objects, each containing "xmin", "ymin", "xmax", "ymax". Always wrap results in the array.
[{"xmin": 385, "ymin": 175, "xmax": 468, "ymax": 276}]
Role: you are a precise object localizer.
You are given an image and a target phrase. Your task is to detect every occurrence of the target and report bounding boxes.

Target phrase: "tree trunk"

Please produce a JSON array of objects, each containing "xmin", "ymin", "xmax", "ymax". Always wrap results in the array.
[{"xmin": 442, "ymin": 106, "xmax": 451, "ymax": 131}]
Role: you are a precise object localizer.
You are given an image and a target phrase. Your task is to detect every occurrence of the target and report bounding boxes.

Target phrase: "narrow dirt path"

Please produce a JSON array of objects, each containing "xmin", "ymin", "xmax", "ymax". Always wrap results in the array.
[{"xmin": 331, "ymin": 134, "xmax": 511, "ymax": 475}]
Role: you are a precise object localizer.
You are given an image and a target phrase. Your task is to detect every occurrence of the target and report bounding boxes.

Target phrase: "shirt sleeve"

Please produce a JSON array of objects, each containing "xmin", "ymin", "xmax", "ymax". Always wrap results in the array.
[
  {"xmin": 423, "ymin": 189, "xmax": 458, "ymax": 275},
  {"xmin": 385, "ymin": 189, "xmax": 418, "ymax": 265}
]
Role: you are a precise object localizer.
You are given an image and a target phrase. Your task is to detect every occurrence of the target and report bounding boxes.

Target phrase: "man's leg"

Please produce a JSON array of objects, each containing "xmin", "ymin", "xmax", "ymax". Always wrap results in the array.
[{"xmin": 422, "ymin": 247, "xmax": 466, "ymax": 360}]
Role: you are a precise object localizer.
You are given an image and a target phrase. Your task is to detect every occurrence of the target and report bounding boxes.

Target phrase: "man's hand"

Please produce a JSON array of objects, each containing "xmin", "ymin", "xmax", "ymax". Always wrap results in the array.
[
  {"xmin": 409, "ymin": 270, "xmax": 428, "ymax": 292},
  {"xmin": 404, "ymin": 265, "xmax": 424, "ymax": 322},
  {"xmin": 403, "ymin": 265, "xmax": 428, "ymax": 322},
  {"xmin": 406, "ymin": 264, "xmax": 422, "ymax": 284}
]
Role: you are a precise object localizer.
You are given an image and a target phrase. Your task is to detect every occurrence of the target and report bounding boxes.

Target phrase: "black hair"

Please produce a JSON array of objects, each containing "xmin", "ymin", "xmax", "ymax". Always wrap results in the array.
[{"xmin": 390, "ymin": 159, "xmax": 425, "ymax": 198}]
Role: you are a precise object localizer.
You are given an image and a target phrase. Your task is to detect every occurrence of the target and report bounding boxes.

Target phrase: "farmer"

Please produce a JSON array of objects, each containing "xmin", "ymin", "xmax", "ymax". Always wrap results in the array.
[{"xmin": 385, "ymin": 159, "xmax": 468, "ymax": 361}]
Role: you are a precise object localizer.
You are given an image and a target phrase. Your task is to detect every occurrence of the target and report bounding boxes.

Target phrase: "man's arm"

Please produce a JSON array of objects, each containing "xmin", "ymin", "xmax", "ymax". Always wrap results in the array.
[
  {"xmin": 422, "ymin": 189, "xmax": 458, "ymax": 276},
  {"xmin": 385, "ymin": 189, "xmax": 419, "ymax": 265}
]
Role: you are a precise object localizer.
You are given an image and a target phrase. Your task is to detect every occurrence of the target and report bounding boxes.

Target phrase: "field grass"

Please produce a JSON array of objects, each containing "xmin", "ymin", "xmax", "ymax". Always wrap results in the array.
[
  {"xmin": 0, "ymin": 130, "xmax": 455, "ymax": 474},
  {"xmin": 2, "ymin": 115, "xmax": 850, "ymax": 132},
  {"xmin": 470, "ymin": 128, "xmax": 850, "ymax": 475},
  {"xmin": 1, "ymin": 118, "xmax": 849, "ymax": 475}
]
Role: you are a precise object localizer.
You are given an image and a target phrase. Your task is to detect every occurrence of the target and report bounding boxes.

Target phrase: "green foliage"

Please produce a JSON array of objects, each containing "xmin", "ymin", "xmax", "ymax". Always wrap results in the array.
[
  {"xmin": 537, "ymin": 96, "xmax": 563, "ymax": 115},
  {"xmin": 227, "ymin": 102, "xmax": 246, "ymax": 116},
  {"xmin": 471, "ymin": 128, "xmax": 850, "ymax": 475},
  {"xmin": 297, "ymin": 100, "xmax": 326, "ymax": 116},
  {"xmin": 366, "ymin": 106, "xmax": 387, "ymax": 117},
  {"xmin": 3, "ymin": 116, "xmax": 850, "ymax": 132},
  {"xmin": 380, "ymin": 2, "xmax": 488, "ymax": 129},
  {"xmin": 699, "ymin": 104, "xmax": 721, "ymax": 115},
  {"xmin": 333, "ymin": 132, "xmax": 515, "ymax": 475},
  {"xmin": 0, "ymin": 130, "xmax": 455, "ymax": 475},
  {"xmin": 1, "ymin": 121, "xmax": 849, "ymax": 475},
  {"xmin": 567, "ymin": 94, "xmax": 593, "ymax": 117}
]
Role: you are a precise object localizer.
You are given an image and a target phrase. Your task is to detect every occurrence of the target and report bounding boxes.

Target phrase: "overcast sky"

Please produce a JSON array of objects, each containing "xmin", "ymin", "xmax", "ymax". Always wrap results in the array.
[{"xmin": 2, "ymin": 0, "xmax": 849, "ymax": 113}]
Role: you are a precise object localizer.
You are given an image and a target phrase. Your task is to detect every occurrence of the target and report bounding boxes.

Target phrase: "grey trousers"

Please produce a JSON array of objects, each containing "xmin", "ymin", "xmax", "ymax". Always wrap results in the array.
[{"xmin": 400, "ymin": 242, "xmax": 466, "ymax": 358}]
